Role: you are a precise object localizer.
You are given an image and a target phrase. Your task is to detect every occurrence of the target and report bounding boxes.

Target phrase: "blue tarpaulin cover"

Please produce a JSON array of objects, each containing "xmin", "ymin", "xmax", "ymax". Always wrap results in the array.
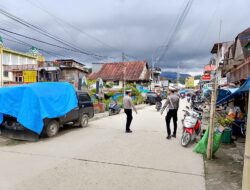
[
  {"xmin": 216, "ymin": 88, "xmax": 238, "ymax": 103},
  {"xmin": 217, "ymin": 76, "xmax": 250, "ymax": 105},
  {"xmin": 136, "ymin": 85, "xmax": 150, "ymax": 93},
  {"xmin": 0, "ymin": 82, "xmax": 78, "ymax": 134}
]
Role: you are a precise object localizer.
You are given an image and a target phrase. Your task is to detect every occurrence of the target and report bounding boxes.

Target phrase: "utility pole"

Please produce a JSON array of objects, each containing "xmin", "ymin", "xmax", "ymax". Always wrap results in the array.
[
  {"xmin": 122, "ymin": 52, "xmax": 126, "ymax": 62},
  {"xmin": 177, "ymin": 63, "xmax": 180, "ymax": 86},
  {"xmin": 150, "ymin": 56, "xmax": 154, "ymax": 91},
  {"xmin": 242, "ymin": 92, "xmax": 250, "ymax": 189},
  {"xmin": 207, "ymin": 21, "xmax": 222, "ymax": 159},
  {"xmin": 123, "ymin": 65, "xmax": 126, "ymax": 96}
]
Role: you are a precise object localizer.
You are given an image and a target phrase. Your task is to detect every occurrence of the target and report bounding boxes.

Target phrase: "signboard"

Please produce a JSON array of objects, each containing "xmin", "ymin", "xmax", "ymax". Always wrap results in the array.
[
  {"xmin": 23, "ymin": 70, "xmax": 37, "ymax": 83},
  {"xmin": 4, "ymin": 64, "xmax": 38, "ymax": 72},
  {"xmin": 201, "ymin": 74, "xmax": 211, "ymax": 81},
  {"xmin": 162, "ymin": 80, "xmax": 169, "ymax": 87},
  {"xmin": 185, "ymin": 77, "xmax": 194, "ymax": 88},
  {"xmin": 218, "ymin": 77, "xmax": 227, "ymax": 85}
]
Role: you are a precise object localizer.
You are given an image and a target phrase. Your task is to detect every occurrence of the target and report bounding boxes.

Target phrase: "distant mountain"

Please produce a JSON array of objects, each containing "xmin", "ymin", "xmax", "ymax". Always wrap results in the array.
[{"xmin": 160, "ymin": 72, "xmax": 191, "ymax": 80}]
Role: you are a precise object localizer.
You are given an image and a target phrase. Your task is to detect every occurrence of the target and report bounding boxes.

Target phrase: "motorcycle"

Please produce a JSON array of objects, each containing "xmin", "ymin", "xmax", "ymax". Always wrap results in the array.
[
  {"xmin": 108, "ymin": 101, "xmax": 121, "ymax": 116},
  {"xmin": 155, "ymin": 101, "xmax": 162, "ymax": 111},
  {"xmin": 181, "ymin": 106, "xmax": 202, "ymax": 147},
  {"xmin": 191, "ymin": 98, "xmax": 204, "ymax": 109}
]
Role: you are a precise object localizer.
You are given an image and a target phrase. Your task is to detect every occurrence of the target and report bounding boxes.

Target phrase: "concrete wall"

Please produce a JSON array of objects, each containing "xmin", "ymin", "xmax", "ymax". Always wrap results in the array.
[{"xmin": 61, "ymin": 69, "xmax": 87, "ymax": 89}]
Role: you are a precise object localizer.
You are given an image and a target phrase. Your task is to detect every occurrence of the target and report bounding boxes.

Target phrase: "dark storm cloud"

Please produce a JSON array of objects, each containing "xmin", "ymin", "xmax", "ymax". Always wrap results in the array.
[{"xmin": 0, "ymin": 0, "xmax": 249, "ymax": 74}]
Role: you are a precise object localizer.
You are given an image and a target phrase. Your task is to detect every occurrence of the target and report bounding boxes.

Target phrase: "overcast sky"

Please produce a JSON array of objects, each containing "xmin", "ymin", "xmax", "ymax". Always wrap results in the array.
[{"xmin": 0, "ymin": 0, "xmax": 249, "ymax": 75}]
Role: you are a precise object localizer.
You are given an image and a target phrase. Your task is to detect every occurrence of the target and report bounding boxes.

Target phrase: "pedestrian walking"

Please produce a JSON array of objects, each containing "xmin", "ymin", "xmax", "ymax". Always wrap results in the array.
[
  {"xmin": 123, "ymin": 90, "xmax": 137, "ymax": 133},
  {"xmin": 161, "ymin": 87, "xmax": 180, "ymax": 139}
]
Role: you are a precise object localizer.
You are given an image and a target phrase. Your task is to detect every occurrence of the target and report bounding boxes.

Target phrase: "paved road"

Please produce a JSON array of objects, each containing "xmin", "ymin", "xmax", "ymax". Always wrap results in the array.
[{"xmin": 0, "ymin": 99, "xmax": 205, "ymax": 190}]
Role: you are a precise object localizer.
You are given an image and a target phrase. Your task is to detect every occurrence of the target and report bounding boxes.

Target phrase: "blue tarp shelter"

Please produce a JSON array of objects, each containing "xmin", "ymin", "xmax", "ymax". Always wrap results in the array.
[
  {"xmin": 136, "ymin": 85, "xmax": 149, "ymax": 93},
  {"xmin": 179, "ymin": 89, "xmax": 188, "ymax": 94},
  {"xmin": 216, "ymin": 88, "xmax": 238, "ymax": 104},
  {"xmin": 0, "ymin": 82, "xmax": 78, "ymax": 134},
  {"xmin": 217, "ymin": 77, "xmax": 250, "ymax": 105}
]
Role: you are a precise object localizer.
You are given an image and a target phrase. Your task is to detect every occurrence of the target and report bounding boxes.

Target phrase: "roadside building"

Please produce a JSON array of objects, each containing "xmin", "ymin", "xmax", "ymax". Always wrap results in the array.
[
  {"xmin": 88, "ymin": 61, "xmax": 150, "ymax": 88},
  {"xmin": 151, "ymin": 67, "xmax": 161, "ymax": 83},
  {"xmin": 150, "ymin": 67, "xmax": 162, "ymax": 91},
  {"xmin": 55, "ymin": 59, "xmax": 89, "ymax": 89},
  {"xmin": 0, "ymin": 45, "xmax": 44, "ymax": 86},
  {"xmin": 38, "ymin": 61, "xmax": 61, "ymax": 82},
  {"xmin": 221, "ymin": 28, "xmax": 250, "ymax": 85},
  {"xmin": 208, "ymin": 28, "xmax": 250, "ymax": 188},
  {"xmin": 211, "ymin": 41, "xmax": 234, "ymax": 86}
]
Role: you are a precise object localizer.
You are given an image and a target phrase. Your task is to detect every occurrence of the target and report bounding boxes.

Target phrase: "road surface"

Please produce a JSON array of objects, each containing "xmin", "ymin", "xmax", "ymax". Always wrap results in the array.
[{"xmin": 0, "ymin": 99, "xmax": 205, "ymax": 190}]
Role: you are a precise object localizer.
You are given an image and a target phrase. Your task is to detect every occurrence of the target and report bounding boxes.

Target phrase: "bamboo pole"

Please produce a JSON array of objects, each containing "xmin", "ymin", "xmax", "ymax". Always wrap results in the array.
[
  {"xmin": 242, "ymin": 92, "xmax": 250, "ymax": 190},
  {"xmin": 206, "ymin": 76, "xmax": 217, "ymax": 159},
  {"xmin": 207, "ymin": 21, "xmax": 221, "ymax": 159}
]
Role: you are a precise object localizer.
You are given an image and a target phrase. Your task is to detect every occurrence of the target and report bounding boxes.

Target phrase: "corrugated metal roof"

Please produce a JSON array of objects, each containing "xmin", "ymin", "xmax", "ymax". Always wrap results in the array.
[
  {"xmin": 88, "ymin": 61, "xmax": 150, "ymax": 81},
  {"xmin": 237, "ymin": 27, "xmax": 250, "ymax": 59}
]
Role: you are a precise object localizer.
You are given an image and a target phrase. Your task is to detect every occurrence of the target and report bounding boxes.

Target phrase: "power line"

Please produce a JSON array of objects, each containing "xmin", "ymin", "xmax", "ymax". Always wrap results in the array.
[
  {"xmin": 3, "ymin": 37, "xmax": 61, "ymax": 58},
  {"xmin": 0, "ymin": 8, "xmax": 116, "ymax": 60},
  {"xmin": 0, "ymin": 32, "xmax": 67, "ymax": 58},
  {"xmin": 154, "ymin": 0, "xmax": 194, "ymax": 66},
  {"xmin": 0, "ymin": 28, "xmax": 91, "ymax": 54},
  {"xmin": 24, "ymin": 0, "xmax": 138, "ymax": 61},
  {"xmin": 0, "ymin": 28, "xmax": 115, "ymax": 60}
]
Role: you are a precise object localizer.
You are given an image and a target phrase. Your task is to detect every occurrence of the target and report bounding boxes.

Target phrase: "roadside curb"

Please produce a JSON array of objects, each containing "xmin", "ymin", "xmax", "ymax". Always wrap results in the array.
[{"xmin": 90, "ymin": 104, "xmax": 149, "ymax": 122}]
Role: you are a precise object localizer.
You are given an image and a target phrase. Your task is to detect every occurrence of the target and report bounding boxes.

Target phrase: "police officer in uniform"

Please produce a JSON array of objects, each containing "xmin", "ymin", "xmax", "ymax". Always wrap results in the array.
[
  {"xmin": 161, "ymin": 87, "xmax": 180, "ymax": 139},
  {"xmin": 123, "ymin": 90, "xmax": 137, "ymax": 133}
]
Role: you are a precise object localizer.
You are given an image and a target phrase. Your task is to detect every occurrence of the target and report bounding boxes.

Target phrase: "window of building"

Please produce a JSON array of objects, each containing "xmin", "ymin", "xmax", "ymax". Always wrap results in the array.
[
  {"xmin": 114, "ymin": 81, "xmax": 119, "ymax": 86},
  {"xmin": 15, "ymin": 72, "xmax": 23, "ymax": 83},
  {"xmin": 3, "ymin": 71, "xmax": 8, "ymax": 77},
  {"xmin": 16, "ymin": 76, "xmax": 23, "ymax": 83}
]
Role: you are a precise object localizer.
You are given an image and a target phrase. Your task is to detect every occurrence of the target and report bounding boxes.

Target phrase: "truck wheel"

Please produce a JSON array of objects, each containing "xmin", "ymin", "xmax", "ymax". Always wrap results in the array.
[
  {"xmin": 45, "ymin": 120, "xmax": 59, "ymax": 137},
  {"xmin": 80, "ymin": 114, "xmax": 89, "ymax": 128}
]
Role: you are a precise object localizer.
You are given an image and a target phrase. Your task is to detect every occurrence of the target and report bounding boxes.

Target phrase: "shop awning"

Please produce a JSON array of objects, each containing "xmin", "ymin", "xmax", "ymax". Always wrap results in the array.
[
  {"xmin": 217, "ymin": 88, "xmax": 238, "ymax": 104},
  {"xmin": 217, "ymin": 77, "xmax": 250, "ymax": 105}
]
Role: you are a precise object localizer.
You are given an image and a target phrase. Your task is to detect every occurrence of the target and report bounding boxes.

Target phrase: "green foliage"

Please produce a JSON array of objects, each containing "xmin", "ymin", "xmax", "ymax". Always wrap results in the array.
[
  {"xmin": 102, "ymin": 98, "xmax": 113, "ymax": 111},
  {"xmin": 117, "ymin": 95, "xmax": 124, "ymax": 108},
  {"xmin": 105, "ymin": 82, "xmax": 114, "ymax": 88},
  {"xmin": 90, "ymin": 82, "xmax": 146, "ymax": 111},
  {"xmin": 125, "ymin": 84, "xmax": 140, "ymax": 96},
  {"xmin": 88, "ymin": 89, "xmax": 96, "ymax": 100},
  {"xmin": 87, "ymin": 79, "xmax": 96, "ymax": 89},
  {"xmin": 104, "ymin": 92, "xmax": 115, "ymax": 100}
]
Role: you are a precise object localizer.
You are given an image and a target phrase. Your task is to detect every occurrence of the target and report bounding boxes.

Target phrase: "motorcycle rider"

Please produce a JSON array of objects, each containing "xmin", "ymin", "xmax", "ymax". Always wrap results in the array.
[{"xmin": 161, "ymin": 87, "xmax": 180, "ymax": 139}]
